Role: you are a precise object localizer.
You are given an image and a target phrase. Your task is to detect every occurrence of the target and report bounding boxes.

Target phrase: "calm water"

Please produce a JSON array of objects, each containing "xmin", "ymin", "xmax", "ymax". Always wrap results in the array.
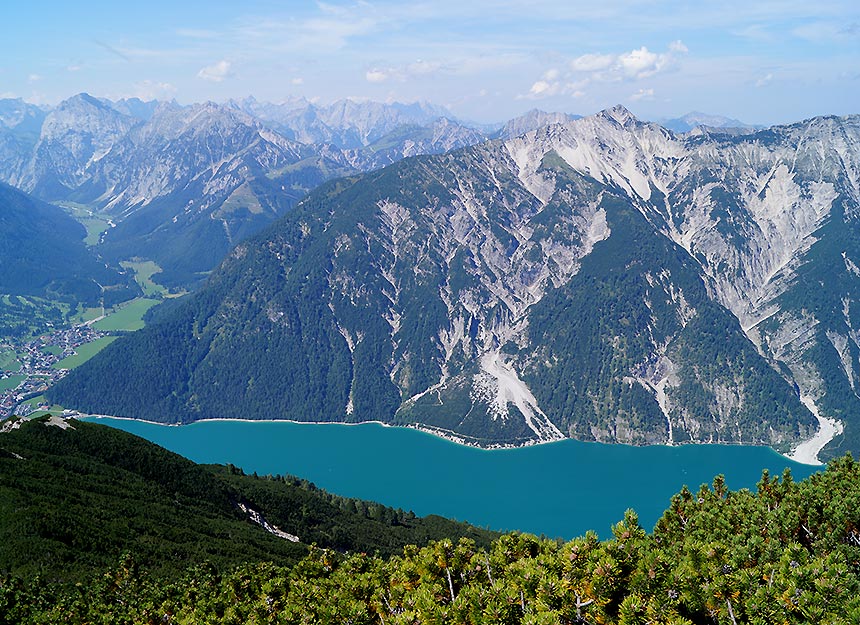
[{"xmin": 85, "ymin": 417, "xmax": 818, "ymax": 539}]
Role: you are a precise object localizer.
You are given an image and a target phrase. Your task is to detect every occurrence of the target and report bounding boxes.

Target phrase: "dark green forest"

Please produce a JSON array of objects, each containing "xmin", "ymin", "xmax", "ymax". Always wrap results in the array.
[
  {"xmin": 2, "ymin": 418, "xmax": 860, "ymax": 623},
  {"xmin": 0, "ymin": 182, "xmax": 140, "ymax": 337},
  {"xmin": 0, "ymin": 417, "xmax": 496, "ymax": 581}
]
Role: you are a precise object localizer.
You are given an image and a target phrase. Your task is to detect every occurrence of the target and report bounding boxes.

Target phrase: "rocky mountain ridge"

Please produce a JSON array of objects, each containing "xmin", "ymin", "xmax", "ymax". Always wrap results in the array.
[
  {"xmin": 50, "ymin": 106, "xmax": 860, "ymax": 461},
  {"xmin": 0, "ymin": 94, "xmax": 759, "ymax": 287}
]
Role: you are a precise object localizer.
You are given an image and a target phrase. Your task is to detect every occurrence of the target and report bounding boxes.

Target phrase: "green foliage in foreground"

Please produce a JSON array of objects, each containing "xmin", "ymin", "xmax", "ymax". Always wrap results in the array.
[
  {"xmin": 0, "ymin": 418, "xmax": 495, "ymax": 582},
  {"xmin": 3, "ymin": 451, "xmax": 860, "ymax": 624}
]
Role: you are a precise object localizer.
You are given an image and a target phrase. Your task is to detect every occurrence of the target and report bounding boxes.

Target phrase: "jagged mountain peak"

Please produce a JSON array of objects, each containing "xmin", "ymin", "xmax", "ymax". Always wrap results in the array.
[
  {"xmin": 58, "ymin": 92, "xmax": 121, "ymax": 114},
  {"xmin": 130, "ymin": 100, "xmax": 282, "ymax": 146},
  {"xmin": 42, "ymin": 92, "xmax": 136, "ymax": 132},
  {"xmin": 504, "ymin": 105, "xmax": 682, "ymax": 204},
  {"xmin": 229, "ymin": 95, "xmax": 312, "ymax": 117},
  {"xmin": 103, "ymin": 97, "xmax": 160, "ymax": 122},
  {"xmin": 186, "ymin": 100, "xmax": 259, "ymax": 126},
  {"xmin": 66, "ymin": 91, "xmax": 100, "ymax": 105},
  {"xmin": 597, "ymin": 104, "xmax": 639, "ymax": 127}
]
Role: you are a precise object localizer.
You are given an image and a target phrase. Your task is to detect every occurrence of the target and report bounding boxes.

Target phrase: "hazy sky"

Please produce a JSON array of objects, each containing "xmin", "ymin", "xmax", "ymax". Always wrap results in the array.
[{"xmin": 3, "ymin": 0, "xmax": 858, "ymax": 124}]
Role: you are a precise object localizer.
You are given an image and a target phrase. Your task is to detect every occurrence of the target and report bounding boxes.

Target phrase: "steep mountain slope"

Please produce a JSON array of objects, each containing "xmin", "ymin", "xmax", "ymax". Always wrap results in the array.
[
  {"xmin": 0, "ymin": 99, "xmax": 45, "ymax": 185},
  {"xmin": 23, "ymin": 93, "xmax": 138, "ymax": 199},
  {"xmin": 502, "ymin": 108, "xmax": 860, "ymax": 457},
  {"xmin": 0, "ymin": 416, "xmax": 496, "ymax": 579},
  {"xmin": 0, "ymin": 182, "xmax": 138, "ymax": 312},
  {"xmin": 53, "ymin": 107, "xmax": 860, "ymax": 457},
  {"xmin": 86, "ymin": 102, "xmax": 318, "ymax": 285}
]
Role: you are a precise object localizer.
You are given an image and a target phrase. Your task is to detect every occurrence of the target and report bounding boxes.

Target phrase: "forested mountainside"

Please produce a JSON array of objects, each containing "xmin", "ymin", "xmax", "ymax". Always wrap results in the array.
[
  {"xmin": 0, "ymin": 417, "xmax": 496, "ymax": 580},
  {"xmin": 0, "ymin": 182, "xmax": 139, "ymax": 336},
  {"xmin": 4, "ymin": 447, "xmax": 860, "ymax": 624},
  {"xmin": 50, "ymin": 107, "xmax": 860, "ymax": 458}
]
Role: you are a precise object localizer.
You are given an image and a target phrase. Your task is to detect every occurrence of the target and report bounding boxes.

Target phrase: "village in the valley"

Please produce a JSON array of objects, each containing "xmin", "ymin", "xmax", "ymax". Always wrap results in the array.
[{"xmin": 0, "ymin": 323, "xmax": 106, "ymax": 418}]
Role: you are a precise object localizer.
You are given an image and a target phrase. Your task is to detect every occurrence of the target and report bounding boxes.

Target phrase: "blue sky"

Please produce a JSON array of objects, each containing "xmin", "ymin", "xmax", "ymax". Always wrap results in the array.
[{"xmin": 3, "ymin": 0, "xmax": 858, "ymax": 124}]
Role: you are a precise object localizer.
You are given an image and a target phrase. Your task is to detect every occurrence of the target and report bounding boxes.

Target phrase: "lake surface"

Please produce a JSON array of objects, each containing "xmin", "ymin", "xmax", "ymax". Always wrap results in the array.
[{"xmin": 85, "ymin": 417, "xmax": 818, "ymax": 539}]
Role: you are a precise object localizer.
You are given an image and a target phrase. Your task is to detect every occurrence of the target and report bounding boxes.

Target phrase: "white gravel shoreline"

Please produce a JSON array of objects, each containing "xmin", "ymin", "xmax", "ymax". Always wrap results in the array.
[{"xmin": 77, "ymin": 409, "xmax": 841, "ymax": 462}]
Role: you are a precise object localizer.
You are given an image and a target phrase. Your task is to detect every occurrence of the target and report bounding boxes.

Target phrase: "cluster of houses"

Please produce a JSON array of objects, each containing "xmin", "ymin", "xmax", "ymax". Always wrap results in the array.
[{"xmin": 0, "ymin": 324, "xmax": 106, "ymax": 418}]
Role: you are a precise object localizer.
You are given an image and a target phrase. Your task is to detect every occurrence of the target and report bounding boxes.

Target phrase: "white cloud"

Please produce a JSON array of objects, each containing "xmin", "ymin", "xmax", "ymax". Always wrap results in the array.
[
  {"xmin": 27, "ymin": 74, "xmax": 41, "ymax": 83},
  {"xmin": 197, "ymin": 60, "xmax": 232, "ymax": 82},
  {"xmin": 570, "ymin": 53, "xmax": 614, "ymax": 72},
  {"xmin": 755, "ymin": 72, "xmax": 773, "ymax": 87},
  {"xmin": 529, "ymin": 80, "xmax": 559, "ymax": 96},
  {"xmin": 629, "ymin": 87, "xmax": 655, "ymax": 101},
  {"xmin": 366, "ymin": 69, "xmax": 389, "ymax": 83},
  {"xmin": 618, "ymin": 47, "xmax": 667, "ymax": 79},
  {"xmin": 569, "ymin": 42, "xmax": 686, "ymax": 83},
  {"xmin": 525, "ymin": 42, "xmax": 686, "ymax": 100},
  {"xmin": 291, "ymin": 77, "xmax": 304, "ymax": 85},
  {"xmin": 131, "ymin": 80, "xmax": 177, "ymax": 100}
]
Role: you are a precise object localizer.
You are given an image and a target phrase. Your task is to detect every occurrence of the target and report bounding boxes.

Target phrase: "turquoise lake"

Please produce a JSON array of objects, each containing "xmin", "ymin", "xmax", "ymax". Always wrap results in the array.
[{"xmin": 86, "ymin": 417, "xmax": 819, "ymax": 539}]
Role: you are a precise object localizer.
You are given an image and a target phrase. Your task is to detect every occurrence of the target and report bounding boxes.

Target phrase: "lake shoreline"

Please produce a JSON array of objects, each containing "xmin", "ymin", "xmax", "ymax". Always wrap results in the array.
[
  {"xmin": 73, "ymin": 411, "xmax": 821, "ymax": 464},
  {"xmin": 70, "ymin": 414, "xmax": 821, "ymax": 539}
]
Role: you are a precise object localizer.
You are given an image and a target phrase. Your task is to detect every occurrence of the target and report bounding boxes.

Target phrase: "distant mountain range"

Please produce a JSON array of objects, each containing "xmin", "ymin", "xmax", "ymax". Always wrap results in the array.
[
  {"xmin": 0, "ymin": 94, "xmax": 492, "ymax": 285},
  {"xmin": 0, "ymin": 94, "xmax": 754, "ymax": 286},
  {"xmin": 658, "ymin": 111, "xmax": 761, "ymax": 134},
  {"xmin": 51, "ymin": 105, "xmax": 860, "ymax": 462}
]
